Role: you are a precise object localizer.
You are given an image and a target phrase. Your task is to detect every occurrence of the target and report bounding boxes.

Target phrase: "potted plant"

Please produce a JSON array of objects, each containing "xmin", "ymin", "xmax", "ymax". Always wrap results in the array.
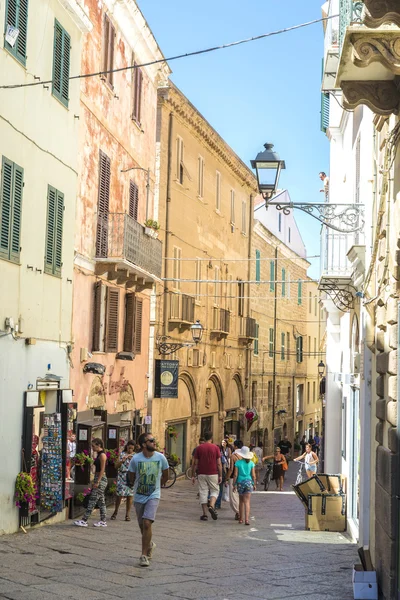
[
  {"xmin": 167, "ymin": 425, "xmax": 178, "ymax": 440},
  {"xmin": 15, "ymin": 472, "xmax": 37, "ymax": 515},
  {"xmin": 144, "ymin": 219, "xmax": 160, "ymax": 238},
  {"xmin": 168, "ymin": 453, "xmax": 180, "ymax": 467},
  {"xmin": 105, "ymin": 448, "xmax": 119, "ymax": 478},
  {"xmin": 74, "ymin": 450, "xmax": 94, "ymax": 470},
  {"xmin": 75, "ymin": 487, "xmax": 91, "ymax": 506},
  {"xmin": 74, "ymin": 450, "xmax": 94, "ymax": 485}
]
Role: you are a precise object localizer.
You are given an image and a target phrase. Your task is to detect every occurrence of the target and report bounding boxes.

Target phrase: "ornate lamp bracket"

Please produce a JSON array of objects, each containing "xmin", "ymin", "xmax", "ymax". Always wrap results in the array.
[
  {"xmin": 265, "ymin": 200, "xmax": 364, "ymax": 234},
  {"xmin": 156, "ymin": 335, "xmax": 194, "ymax": 356}
]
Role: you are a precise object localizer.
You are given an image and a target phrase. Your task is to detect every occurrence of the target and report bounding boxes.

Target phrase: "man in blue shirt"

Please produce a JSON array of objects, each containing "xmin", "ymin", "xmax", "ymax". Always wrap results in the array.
[{"xmin": 127, "ymin": 433, "xmax": 169, "ymax": 567}]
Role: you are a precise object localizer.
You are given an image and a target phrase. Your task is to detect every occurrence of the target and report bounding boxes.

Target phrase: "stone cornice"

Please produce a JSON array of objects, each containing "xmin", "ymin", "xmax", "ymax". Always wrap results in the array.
[
  {"xmin": 159, "ymin": 84, "xmax": 258, "ymax": 192},
  {"xmin": 341, "ymin": 80, "xmax": 400, "ymax": 115},
  {"xmin": 57, "ymin": 0, "xmax": 92, "ymax": 32},
  {"xmin": 351, "ymin": 31, "xmax": 400, "ymax": 74},
  {"xmin": 363, "ymin": 1, "xmax": 400, "ymax": 28}
]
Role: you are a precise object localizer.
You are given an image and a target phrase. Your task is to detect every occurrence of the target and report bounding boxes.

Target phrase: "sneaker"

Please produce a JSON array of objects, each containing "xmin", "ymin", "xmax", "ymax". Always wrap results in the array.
[
  {"xmin": 139, "ymin": 555, "xmax": 150, "ymax": 567},
  {"xmin": 93, "ymin": 521, "xmax": 107, "ymax": 527},
  {"xmin": 74, "ymin": 520, "xmax": 88, "ymax": 527},
  {"xmin": 147, "ymin": 541, "xmax": 156, "ymax": 560}
]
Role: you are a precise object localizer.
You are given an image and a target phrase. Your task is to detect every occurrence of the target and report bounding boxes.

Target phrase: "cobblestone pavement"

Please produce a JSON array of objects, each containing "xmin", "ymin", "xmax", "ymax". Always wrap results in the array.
[{"xmin": 0, "ymin": 466, "xmax": 357, "ymax": 600}]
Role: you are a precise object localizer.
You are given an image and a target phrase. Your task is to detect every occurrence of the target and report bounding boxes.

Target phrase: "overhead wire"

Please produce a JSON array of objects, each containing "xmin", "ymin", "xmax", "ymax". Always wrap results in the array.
[{"xmin": 0, "ymin": 15, "xmax": 338, "ymax": 91}]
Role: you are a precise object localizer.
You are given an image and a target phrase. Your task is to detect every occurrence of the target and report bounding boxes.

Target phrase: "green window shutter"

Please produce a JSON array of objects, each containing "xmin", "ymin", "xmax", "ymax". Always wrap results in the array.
[
  {"xmin": 0, "ymin": 157, "xmax": 23, "ymax": 263},
  {"xmin": 45, "ymin": 185, "xmax": 64, "ymax": 276},
  {"xmin": 298, "ymin": 280, "xmax": 302, "ymax": 305},
  {"xmin": 281, "ymin": 332, "xmax": 285, "ymax": 360},
  {"xmin": 52, "ymin": 20, "xmax": 71, "ymax": 107},
  {"xmin": 269, "ymin": 327, "xmax": 274, "ymax": 357},
  {"xmin": 296, "ymin": 336, "xmax": 303, "ymax": 363},
  {"xmin": 270, "ymin": 260, "xmax": 275, "ymax": 292},
  {"xmin": 282, "ymin": 268, "xmax": 286, "ymax": 297},
  {"xmin": 4, "ymin": 0, "xmax": 29, "ymax": 66},
  {"xmin": 254, "ymin": 324, "xmax": 259, "ymax": 356},
  {"xmin": 255, "ymin": 250, "xmax": 260, "ymax": 283},
  {"xmin": 321, "ymin": 92, "xmax": 330, "ymax": 133}
]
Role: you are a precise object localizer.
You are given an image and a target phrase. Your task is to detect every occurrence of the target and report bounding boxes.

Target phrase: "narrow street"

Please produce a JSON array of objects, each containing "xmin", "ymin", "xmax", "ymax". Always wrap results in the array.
[{"xmin": 0, "ymin": 467, "xmax": 357, "ymax": 600}]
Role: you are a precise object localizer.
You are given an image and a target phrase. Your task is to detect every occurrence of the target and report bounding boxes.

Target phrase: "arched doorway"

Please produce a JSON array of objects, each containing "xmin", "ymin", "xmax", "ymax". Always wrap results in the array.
[
  {"xmin": 225, "ymin": 374, "xmax": 243, "ymax": 439},
  {"xmin": 201, "ymin": 374, "xmax": 224, "ymax": 440}
]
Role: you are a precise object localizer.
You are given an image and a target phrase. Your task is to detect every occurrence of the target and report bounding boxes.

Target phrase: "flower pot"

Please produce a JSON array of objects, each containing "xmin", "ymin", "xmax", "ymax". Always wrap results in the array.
[{"xmin": 19, "ymin": 502, "xmax": 29, "ymax": 517}]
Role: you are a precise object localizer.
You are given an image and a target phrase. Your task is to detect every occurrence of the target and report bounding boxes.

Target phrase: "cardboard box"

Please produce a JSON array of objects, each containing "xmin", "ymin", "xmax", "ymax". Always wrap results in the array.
[
  {"xmin": 317, "ymin": 474, "xmax": 343, "ymax": 494},
  {"xmin": 293, "ymin": 475, "xmax": 326, "ymax": 506},
  {"xmin": 352, "ymin": 564, "xmax": 378, "ymax": 599},
  {"xmin": 305, "ymin": 493, "xmax": 347, "ymax": 532}
]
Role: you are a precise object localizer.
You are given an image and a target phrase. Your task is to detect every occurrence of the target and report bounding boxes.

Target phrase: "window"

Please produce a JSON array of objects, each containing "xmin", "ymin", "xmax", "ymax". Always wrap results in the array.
[
  {"xmin": 129, "ymin": 181, "xmax": 139, "ymax": 220},
  {"xmin": 287, "ymin": 332, "xmax": 290, "ymax": 361},
  {"xmin": 314, "ymin": 297, "xmax": 318, "ymax": 316},
  {"xmin": 296, "ymin": 336, "xmax": 303, "ymax": 362},
  {"xmin": 288, "ymin": 227, "xmax": 291, "ymax": 243},
  {"xmin": 237, "ymin": 280, "xmax": 244, "ymax": 317},
  {"xmin": 278, "ymin": 213, "xmax": 282, "ymax": 232},
  {"xmin": 309, "ymin": 292, "xmax": 312, "ymax": 313},
  {"xmin": 268, "ymin": 381, "xmax": 272, "ymax": 405},
  {"xmin": 176, "ymin": 136, "xmax": 184, "ymax": 184},
  {"xmin": 241, "ymin": 200, "xmax": 246, "ymax": 234},
  {"xmin": 281, "ymin": 332, "xmax": 285, "ymax": 360},
  {"xmin": 0, "ymin": 157, "xmax": 23, "ymax": 263},
  {"xmin": 103, "ymin": 14, "xmax": 115, "ymax": 88},
  {"xmin": 287, "ymin": 272, "xmax": 291, "ymax": 298},
  {"xmin": 123, "ymin": 293, "xmax": 143, "ymax": 353},
  {"xmin": 307, "ymin": 381, "xmax": 310, "ymax": 404},
  {"xmin": 52, "ymin": 20, "xmax": 71, "ymax": 107},
  {"xmin": 314, "ymin": 337, "xmax": 317, "ymax": 358},
  {"xmin": 215, "ymin": 171, "xmax": 221, "ymax": 211},
  {"xmin": 270, "ymin": 260, "xmax": 275, "ymax": 292},
  {"xmin": 308, "ymin": 336, "xmax": 311, "ymax": 358},
  {"xmin": 281, "ymin": 268, "xmax": 286, "ymax": 297},
  {"xmin": 269, "ymin": 328, "xmax": 274, "ymax": 357},
  {"xmin": 45, "ymin": 185, "xmax": 64, "ymax": 276},
  {"xmin": 313, "ymin": 381, "xmax": 316, "ymax": 403},
  {"xmin": 132, "ymin": 65, "xmax": 143, "ymax": 124},
  {"xmin": 195, "ymin": 258, "xmax": 201, "ymax": 299},
  {"xmin": 96, "ymin": 150, "xmax": 111, "ymax": 258},
  {"xmin": 92, "ymin": 283, "xmax": 120, "ymax": 353},
  {"xmin": 198, "ymin": 156, "xmax": 204, "ymax": 198},
  {"xmin": 227, "ymin": 273, "xmax": 233, "ymax": 311},
  {"xmin": 255, "ymin": 250, "xmax": 261, "ymax": 284},
  {"xmin": 172, "ymin": 246, "xmax": 181, "ymax": 290},
  {"xmin": 230, "ymin": 190, "xmax": 235, "ymax": 224},
  {"xmin": 214, "ymin": 266, "xmax": 220, "ymax": 306},
  {"xmin": 254, "ymin": 324, "xmax": 259, "ymax": 356},
  {"xmin": 298, "ymin": 280, "xmax": 302, "ymax": 305},
  {"xmin": 4, "ymin": 0, "xmax": 28, "ymax": 65}
]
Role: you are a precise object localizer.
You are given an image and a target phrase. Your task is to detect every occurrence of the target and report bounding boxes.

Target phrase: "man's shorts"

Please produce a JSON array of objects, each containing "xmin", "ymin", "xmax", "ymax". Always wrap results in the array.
[
  {"xmin": 134, "ymin": 499, "xmax": 160, "ymax": 524},
  {"xmin": 198, "ymin": 474, "xmax": 219, "ymax": 504}
]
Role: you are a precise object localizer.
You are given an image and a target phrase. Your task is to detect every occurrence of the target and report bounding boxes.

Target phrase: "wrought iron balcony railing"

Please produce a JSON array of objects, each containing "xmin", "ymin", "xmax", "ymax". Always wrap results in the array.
[
  {"xmin": 339, "ymin": 0, "xmax": 364, "ymax": 50},
  {"xmin": 95, "ymin": 213, "xmax": 162, "ymax": 280}
]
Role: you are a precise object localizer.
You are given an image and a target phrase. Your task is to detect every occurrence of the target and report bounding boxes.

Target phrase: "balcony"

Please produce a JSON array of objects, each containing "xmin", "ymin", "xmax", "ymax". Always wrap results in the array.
[
  {"xmin": 322, "ymin": 1, "xmax": 340, "ymax": 91},
  {"xmin": 238, "ymin": 317, "xmax": 257, "ymax": 342},
  {"xmin": 169, "ymin": 293, "xmax": 195, "ymax": 326},
  {"xmin": 210, "ymin": 307, "xmax": 230, "ymax": 337},
  {"xmin": 95, "ymin": 213, "xmax": 162, "ymax": 288},
  {"xmin": 335, "ymin": 0, "xmax": 400, "ymax": 115}
]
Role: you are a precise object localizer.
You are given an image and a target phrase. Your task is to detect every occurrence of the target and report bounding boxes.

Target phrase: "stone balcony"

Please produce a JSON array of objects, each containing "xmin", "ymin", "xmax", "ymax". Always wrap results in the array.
[
  {"xmin": 95, "ymin": 213, "xmax": 162, "ymax": 289},
  {"xmin": 335, "ymin": 0, "xmax": 400, "ymax": 115}
]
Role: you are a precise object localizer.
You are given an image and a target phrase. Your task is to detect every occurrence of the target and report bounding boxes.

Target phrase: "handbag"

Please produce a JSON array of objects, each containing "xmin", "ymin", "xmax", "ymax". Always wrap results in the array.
[{"xmin": 282, "ymin": 457, "xmax": 288, "ymax": 471}]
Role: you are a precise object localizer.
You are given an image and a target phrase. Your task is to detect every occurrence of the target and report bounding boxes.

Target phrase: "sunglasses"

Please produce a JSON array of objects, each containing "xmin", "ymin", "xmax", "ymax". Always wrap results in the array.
[{"xmin": 146, "ymin": 438, "xmax": 156, "ymax": 443}]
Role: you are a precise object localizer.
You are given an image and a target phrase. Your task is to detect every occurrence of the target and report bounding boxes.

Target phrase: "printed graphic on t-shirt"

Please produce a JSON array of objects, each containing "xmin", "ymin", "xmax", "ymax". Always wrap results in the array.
[{"xmin": 136, "ymin": 461, "xmax": 159, "ymax": 496}]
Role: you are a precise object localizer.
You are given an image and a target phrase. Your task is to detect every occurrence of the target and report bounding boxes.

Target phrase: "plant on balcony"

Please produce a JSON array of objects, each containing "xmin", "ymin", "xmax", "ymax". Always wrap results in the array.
[
  {"xmin": 144, "ymin": 219, "xmax": 160, "ymax": 239},
  {"xmin": 167, "ymin": 425, "xmax": 178, "ymax": 440},
  {"xmin": 74, "ymin": 450, "xmax": 94, "ymax": 471}
]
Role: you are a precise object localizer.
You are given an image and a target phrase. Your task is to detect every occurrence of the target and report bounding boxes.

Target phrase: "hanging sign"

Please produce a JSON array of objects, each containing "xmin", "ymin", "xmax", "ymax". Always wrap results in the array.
[{"xmin": 154, "ymin": 360, "xmax": 179, "ymax": 398}]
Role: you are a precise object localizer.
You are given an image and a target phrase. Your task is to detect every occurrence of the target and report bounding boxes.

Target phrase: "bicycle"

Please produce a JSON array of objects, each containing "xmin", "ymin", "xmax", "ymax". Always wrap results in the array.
[
  {"xmin": 162, "ymin": 464, "xmax": 177, "ymax": 488},
  {"xmin": 186, "ymin": 465, "xmax": 194, "ymax": 479},
  {"xmin": 261, "ymin": 461, "xmax": 274, "ymax": 491},
  {"xmin": 294, "ymin": 461, "xmax": 306, "ymax": 486}
]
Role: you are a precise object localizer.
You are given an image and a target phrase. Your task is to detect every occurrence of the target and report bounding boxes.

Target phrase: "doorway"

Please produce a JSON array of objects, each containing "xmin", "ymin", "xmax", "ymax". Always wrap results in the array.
[
  {"xmin": 166, "ymin": 421, "xmax": 187, "ymax": 475},
  {"xmin": 349, "ymin": 388, "xmax": 360, "ymax": 524}
]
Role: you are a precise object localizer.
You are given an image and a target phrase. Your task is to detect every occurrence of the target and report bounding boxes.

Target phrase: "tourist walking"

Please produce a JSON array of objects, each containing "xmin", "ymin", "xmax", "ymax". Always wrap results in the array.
[
  {"xmin": 192, "ymin": 431, "xmax": 222, "ymax": 521},
  {"xmin": 110, "ymin": 439, "xmax": 135, "ymax": 521},
  {"xmin": 233, "ymin": 446, "xmax": 256, "ymax": 525},
  {"xmin": 226, "ymin": 439, "xmax": 242, "ymax": 520},
  {"xmin": 74, "ymin": 438, "xmax": 108, "ymax": 528},
  {"xmin": 294, "ymin": 443, "xmax": 319, "ymax": 479},
  {"xmin": 262, "ymin": 446, "xmax": 286, "ymax": 491},
  {"xmin": 300, "ymin": 435, "xmax": 307, "ymax": 454},
  {"xmin": 278, "ymin": 435, "xmax": 292, "ymax": 461},
  {"xmin": 127, "ymin": 433, "xmax": 169, "ymax": 567},
  {"xmin": 216, "ymin": 439, "xmax": 230, "ymax": 509},
  {"xmin": 253, "ymin": 442, "xmax": 263, "ymax": 484}
]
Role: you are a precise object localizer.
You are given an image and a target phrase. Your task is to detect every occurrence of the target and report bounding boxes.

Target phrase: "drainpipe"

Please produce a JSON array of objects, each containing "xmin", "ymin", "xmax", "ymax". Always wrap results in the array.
[
  {"xmin": 272, "ymin": 246, "xmax": 278, "ymax": 437},
  {"xmin": 163, "ymin": 112, "xmax": 174, "ymax": 339},
  {"xmin": 245, "ymin": 193, "xmax": 254, "ymax": 416}
]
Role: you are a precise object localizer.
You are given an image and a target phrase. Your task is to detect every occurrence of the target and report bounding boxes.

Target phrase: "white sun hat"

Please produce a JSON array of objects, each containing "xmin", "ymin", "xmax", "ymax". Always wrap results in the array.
[{"xmin": 235, "ymin": 446, "xmax": 254, "ymax": 460}]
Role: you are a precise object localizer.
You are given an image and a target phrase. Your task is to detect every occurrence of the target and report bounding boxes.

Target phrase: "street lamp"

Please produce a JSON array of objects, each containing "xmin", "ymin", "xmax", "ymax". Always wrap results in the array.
[
  {"xmin": 156, "ymin": 320, "xmax": 204, "ymax": 356},
  {"xmin": 251, "ymin": 143, "xmax": 286, "ymax": 200},
  {"xmin": 318, "ymin": 360, "xmax": 326, "ymax": 378}
]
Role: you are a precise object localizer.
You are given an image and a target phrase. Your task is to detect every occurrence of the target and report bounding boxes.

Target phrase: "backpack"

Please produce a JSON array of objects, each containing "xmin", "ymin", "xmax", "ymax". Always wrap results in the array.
[{"xmin": 252, "ymin": 453, "xmax": 258, "ymax": 465}]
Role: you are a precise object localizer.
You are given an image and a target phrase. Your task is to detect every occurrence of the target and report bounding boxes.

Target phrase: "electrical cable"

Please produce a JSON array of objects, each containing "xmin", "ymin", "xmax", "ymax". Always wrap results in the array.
[{"xmin": 0, "ymin": 15, "xmax": 338, "ymax": 91}]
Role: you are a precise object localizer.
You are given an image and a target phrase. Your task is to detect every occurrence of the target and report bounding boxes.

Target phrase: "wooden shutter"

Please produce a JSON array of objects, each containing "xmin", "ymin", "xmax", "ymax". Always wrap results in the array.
[
  {"xmin": 255, "ymin": 250, "xmax": 260, "ymax": 283},
  {"xmin": 0, "ymin": 157, "xmax": 23, "ymax": 263},
  {"xmin": 270, "ymin": 260, "xmax": 275, "ymax": 291},
  {"xmin": 123, "ymin": 293, "xmax": 135, "ymax": 352},
  {"xmin": 129, "ymin": 181, "xmax": 139, "ymax": 220},
  {"xmin": 298, "ymin": 280, "xmax": 302, "ymax": 305},
  {"xmin": 52, "ymin": 20, "xmax": 70, "ymax": 107},
  {"xmin": 45, "ymin": 186, "xmax": 56, "ymax": 272},
  {"xmin": 132, "ymin": 67, "xmax": 143, "ymax": 122},
  {"xmin": 134, "ymin": 298, "xmax": 143, "ymax": 354},
  {"xmin": 96, "ymin": 150, "xmax": 110, "ymax": 257},
  {"xmin": 5, "ymin": 0, "xmax": 28, "ymax": 65},
  {"xmin": 320, "ymin": 92, "xmax": 330, "ymax": 133},
  {"xmin": 54, "ymin": 190, "xmax": 64, "ymax": 275},
  {"xmin": 105, "ymin": 287, "xmax": 119, "ymax": 353},
  {"xmin": 103, "ymin": 15, "xmax": 115, "ymax": 87},
  {"xmin": 92, "ymin": 281, "xmax": 103, "ymax": 351}
]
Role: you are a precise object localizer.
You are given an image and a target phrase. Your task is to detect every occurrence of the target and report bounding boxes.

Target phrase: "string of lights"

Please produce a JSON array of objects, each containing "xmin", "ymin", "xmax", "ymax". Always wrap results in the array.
[{"xmin": 0, "ymin": 15, "xmax": 338, "ymax": 91}]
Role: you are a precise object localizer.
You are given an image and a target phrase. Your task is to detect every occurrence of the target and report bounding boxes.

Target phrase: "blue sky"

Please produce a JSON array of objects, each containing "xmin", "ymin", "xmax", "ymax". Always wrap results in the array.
[{"xmin": 139, "ymin": 1, "xmax": 329, "ymax": 278}]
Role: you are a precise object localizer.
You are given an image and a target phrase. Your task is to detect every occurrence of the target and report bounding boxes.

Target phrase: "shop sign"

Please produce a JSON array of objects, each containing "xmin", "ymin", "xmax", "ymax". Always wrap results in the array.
[{"xmin": 154, "ymin": 360, "xmax": 179, "ymax": 398}]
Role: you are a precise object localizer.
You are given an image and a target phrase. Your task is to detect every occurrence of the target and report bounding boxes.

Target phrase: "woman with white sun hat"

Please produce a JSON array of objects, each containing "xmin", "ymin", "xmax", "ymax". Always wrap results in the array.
[{"xmin": 233, "ymin": 446, "xmax": 256, "ymax": 525}]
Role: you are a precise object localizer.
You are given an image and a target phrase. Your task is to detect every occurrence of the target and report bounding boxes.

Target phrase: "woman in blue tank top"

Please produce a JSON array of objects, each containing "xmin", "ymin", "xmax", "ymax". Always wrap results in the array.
[{"xmin": 233, "ymin": 446, "xmax": 256, "ymax": 525}]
